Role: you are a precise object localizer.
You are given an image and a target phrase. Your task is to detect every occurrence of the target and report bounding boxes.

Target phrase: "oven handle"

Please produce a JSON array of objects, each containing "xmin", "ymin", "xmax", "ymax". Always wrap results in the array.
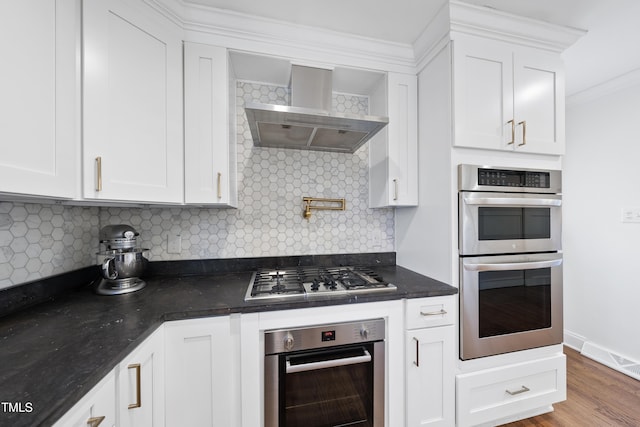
[
  {"xmin": 463, "ymin": 197, "xmax": 561, "ymax": 207},
  {"xmin": 463, "ymin": 258, "xmax": 563, "ymax": 272},
  {"xmin": 285, "ymin": 349, "xmax": 372, "ymax": 374}
]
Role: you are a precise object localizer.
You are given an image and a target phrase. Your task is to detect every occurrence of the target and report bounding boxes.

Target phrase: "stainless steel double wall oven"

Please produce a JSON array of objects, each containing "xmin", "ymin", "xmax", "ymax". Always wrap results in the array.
[{"xmin": 458, "ymin": 164, "xmax": 563, "ymax": 360}]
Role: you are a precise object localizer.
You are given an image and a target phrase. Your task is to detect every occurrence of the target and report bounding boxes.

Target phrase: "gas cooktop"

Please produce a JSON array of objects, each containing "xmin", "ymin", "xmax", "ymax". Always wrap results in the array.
[{"xmin": 244, "ymin": 266, "xmax": 396, "ymax": 301}]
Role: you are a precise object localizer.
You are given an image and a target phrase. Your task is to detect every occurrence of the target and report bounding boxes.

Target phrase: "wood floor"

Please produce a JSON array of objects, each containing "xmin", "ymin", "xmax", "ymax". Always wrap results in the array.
[{"xmin": 502, "ymin": 346, "xmax": 640, "ymax": 426}]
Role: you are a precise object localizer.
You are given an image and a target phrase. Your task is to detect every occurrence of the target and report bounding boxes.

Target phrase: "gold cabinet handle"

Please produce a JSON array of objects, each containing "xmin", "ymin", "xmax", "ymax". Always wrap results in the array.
[
  {"xmin": 506, "ymin": 385, "xmax": 531, "ymax": 396},
  {"xmin": 217, "ymin": 172, "xmax": 222, "ymax": 199},
  {"xmin": 87, "ymin": 416, "xmax": 105, "ymax": 427},
  {"xmin": 518, "ymin": 120, "xmax": 527, "ymax": 146},
  {"xmin": 420, "ymin": 309, "xmax": 447, "ymax": 316},
  {"xmin": 413, "ymin": 337, "xmax": 419, "ymax": 367},
  {"xmin": 507, "ymin": 119, "xmax": 515, "ymax": 145},
  {"xmin": 392, "ymin": 178, "xmax": 398, "ymax": 201},
  {"xmin": 128, "ymin": 363, "xmax": 141, "ymax": 409},
  {"xmin": 95, "ymin": 157, "xmax": 102, "ymax": 192}
]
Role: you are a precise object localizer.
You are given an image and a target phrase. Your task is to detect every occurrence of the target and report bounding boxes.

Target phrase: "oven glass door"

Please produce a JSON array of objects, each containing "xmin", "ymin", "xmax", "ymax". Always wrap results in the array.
[
  {"xmin": 266, "ymin": 341, "xmax": 384, "ymax": 427},
  {"xmin": 460, "ymin": 253, "xmax": 563, "ymax": 360},
  {"xmin": 459, "ymin": 192, "xmax": 562, "ymax": 255}
]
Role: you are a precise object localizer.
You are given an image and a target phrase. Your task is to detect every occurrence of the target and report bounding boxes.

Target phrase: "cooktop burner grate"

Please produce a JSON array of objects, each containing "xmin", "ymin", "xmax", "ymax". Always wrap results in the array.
[{"xmin": 245, "ymin": 266, "xmax": 396, "ymax": 300}]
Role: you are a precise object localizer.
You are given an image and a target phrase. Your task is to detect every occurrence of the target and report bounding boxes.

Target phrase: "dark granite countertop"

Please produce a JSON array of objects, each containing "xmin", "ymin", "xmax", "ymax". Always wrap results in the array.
[{"xmin": 0, "ymin": 253, "xmax": 457, "ymax": 427}]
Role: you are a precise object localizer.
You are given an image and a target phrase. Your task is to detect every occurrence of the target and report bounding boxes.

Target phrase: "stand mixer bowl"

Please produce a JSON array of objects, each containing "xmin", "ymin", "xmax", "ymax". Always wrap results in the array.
[{"xmin": 100, "ymin": 249, "xmax": 149, "ymax": 280}]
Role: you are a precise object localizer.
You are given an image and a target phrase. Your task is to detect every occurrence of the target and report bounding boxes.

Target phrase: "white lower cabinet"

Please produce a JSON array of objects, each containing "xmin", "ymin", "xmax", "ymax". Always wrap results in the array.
[
  {"xmin": 405, "ymin": 296, "xmax": 456, "ymax": 427},
  {"xmin": 53, "ymin": 327, "xmax": 164, "ymax": 427},
  {"xmin": 118, "ymin": 328, "xmax": 165, "ymax": 427},
  {"xmin": 456, "ymin": 354, "xmax": 566, "ymax": 426},
  {"xmin": 164, "ymin": 315, "xmax": 241, "ymax": 427},
  {"xmin": 53, "ymin": 369, "xmax": 117, "ymax": 427}
]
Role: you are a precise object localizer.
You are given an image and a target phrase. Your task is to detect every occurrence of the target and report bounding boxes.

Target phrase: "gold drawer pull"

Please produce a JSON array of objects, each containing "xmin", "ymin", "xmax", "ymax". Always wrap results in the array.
[
  {"xmin": 95, "ymin": 157, "xmax": 102, "ymax": 192},
  {"xmin": 87, "ymin": 416, "xmax": 105, "ymax": 427},
  {"xmin": 393, "ymin": 178, "xmax": 398, "ymax": 201},
  {"xmin": 506, "ymin": 385, "xmax": 530, "ymax": 396},
  {"xmin": 217, "ymin": 172, "xmax": 222, "ymax": 199},
  {"xmin": 518, "ymin": 120, "xmax": 527, "ymax": 146},
  {"xmin": 128, "ymin": 363, "xmax": 141, "ymax": 409},
  {"xmin": 507, "ymin": 119, "xmax": 515, "ymax": 145},
  {"xmin": 420, "ymin": 309, "xmax": 447, "ymax": 316}
]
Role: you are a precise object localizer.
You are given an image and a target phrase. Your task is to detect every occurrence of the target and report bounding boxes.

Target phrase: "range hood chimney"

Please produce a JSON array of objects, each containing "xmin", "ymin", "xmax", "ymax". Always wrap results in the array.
[{"xmin": 244, "ymin": 65, "xmax": 388, "ymax": 153}]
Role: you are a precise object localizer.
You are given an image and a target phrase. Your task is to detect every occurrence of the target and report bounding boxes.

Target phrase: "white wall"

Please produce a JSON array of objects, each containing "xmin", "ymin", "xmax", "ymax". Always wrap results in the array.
[{"xmin": 564, "ymin": 75, "xmax": 640, "ymax": 361}]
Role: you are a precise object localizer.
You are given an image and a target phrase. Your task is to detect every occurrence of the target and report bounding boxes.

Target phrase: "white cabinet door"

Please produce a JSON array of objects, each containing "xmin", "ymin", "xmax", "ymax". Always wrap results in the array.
[
  {"xmin": 405, "ymin": 301, "xmax": 455, "ymax": 427},
  {"xmin": 453, "ymin": 36, "xmax": 514, "ymax": 151},
  {"xmin": 513, "ymin": 48, "xmax": 565, "ymax": 155},
  {"xmin": 118, "ymin": 327, "xmax": 165, "ymax": 427},
  {"xmin": 82, "ymin": 0, "xmax": 183, "ymax": 203},
  {"xmin": 369, "ymin": 72, "xmax": 418, "ymax": 207},
  {"xmin": 453, "ymin": 35, "xmax": 565, "ymax": 155},
  {"xmin": 0, "ymin": 0, "xmax": 78, "ymax": 199},
  {"xmin": 164, "ymin": 316, "xmax": 241, "ymax": 427},
  {"xmin": 184, "ymin": 43, "xmax": 237, "ymax": 206},
  {"xmin": 405, "ymin": 326, "xmax": 455, "ymax": 427},
  {"xmin": 52, "ymin": 371, "xmax": 117, "ymax": 427}
]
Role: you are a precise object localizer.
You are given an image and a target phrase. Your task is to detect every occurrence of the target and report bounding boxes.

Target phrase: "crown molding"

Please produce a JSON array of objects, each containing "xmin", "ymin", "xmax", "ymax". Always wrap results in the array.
[
  {"xmin": 147, "ymin": 0, "xmax": 585, "ymax": 76},
  {"xmin": 413, "ymin": 0, "xmax": 586, "ymax": 67},
  {"xmin": 449, "ymin": 1, "xmax": 586, "ymax": 53},
  {"xmin": 566, "ymin": 68, "xmax": 640, "ymax": 107},
  {"xmin": 145, "ymin": 0, "xmax": 416, "ymax": 74}
]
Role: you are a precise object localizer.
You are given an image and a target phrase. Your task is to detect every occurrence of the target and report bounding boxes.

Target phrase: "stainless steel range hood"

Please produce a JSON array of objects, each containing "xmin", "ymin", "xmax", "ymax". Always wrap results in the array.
[{"xmin": 244, "ymin": 65, "xmax": 388, "ymax": 153}]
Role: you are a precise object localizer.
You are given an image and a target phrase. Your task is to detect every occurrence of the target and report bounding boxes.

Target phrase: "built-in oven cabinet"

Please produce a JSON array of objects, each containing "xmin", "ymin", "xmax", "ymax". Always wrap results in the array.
[
  {"xmin": 164, "ymin": 315, "xmax": 242, "ymax": 427},
  {"xmin": 240, "ymin": 301, "xmax": 405, "ymax": 427},
  {"xmin": 404, "ymin": 296, "xmax": 456, "ymax": 427},
  {"xmin": 456, "ymin": 353, "xmax": 566, "ymax": 426}
]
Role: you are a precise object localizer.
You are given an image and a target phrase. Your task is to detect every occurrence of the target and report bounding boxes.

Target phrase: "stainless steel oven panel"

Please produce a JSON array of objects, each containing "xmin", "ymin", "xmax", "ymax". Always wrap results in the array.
[
  {"xmin": 264, "ymin": 340, "xmax": 385, "ymax": 427},
  {"xmin": 459, "ymin": 191, "xmax": 562, "ymax": 255},
  {"xmin": 265, "ymin": 318, "xmax": 385, "ymax": 354},
  {"xmin": 372, "ymin": 340, "xmax": 385, "ymax": 426},
  {"xmin": 458, "ymin": 164, "xmax": 562, "ymax": 193},
  {"xmin": 265, "ymin": 353, "xmax": 279, "ymax": 427},
  {"xmin": 460, "ymin": 252, "xmax": 563, "ymax": 360}
]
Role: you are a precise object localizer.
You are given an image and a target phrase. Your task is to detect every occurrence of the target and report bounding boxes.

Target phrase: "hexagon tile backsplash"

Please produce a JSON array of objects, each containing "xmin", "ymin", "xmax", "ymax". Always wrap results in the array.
[{"xmin": 0, "ymin": 82, "xmax": 394, "ymax": 290}]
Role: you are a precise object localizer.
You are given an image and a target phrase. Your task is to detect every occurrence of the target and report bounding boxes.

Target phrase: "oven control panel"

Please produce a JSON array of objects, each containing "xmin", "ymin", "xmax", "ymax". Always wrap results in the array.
[
  {"xmin": 265, "ymin": 318, "xmax": 385, "ymax": 354},
  {"xmin": 459, "ymin": 164, "xmax": 562, "ymax": 194},
  {"xmin": 478, "ymin": 168, "xmax": 549, "ymax": 188}
]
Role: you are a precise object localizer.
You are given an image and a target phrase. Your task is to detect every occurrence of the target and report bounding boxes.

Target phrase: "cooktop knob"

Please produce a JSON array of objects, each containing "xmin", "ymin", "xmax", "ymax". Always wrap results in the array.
[{"xmin": 284, "ymin": 333, "xmax": 295, "ymax": 351}]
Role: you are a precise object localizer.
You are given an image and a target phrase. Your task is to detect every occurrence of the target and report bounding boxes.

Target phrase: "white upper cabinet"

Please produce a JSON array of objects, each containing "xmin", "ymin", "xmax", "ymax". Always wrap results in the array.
[
  {"xmin": 369, "ymin": 72, "xmax": 418, "ymax": 208},
  {"xmin": 82, "ymin": 0, "xmax": 184, "ymax": 203},
  {"xmin": 0, "ymin": 0, "xmax": 78, "ymax": 199},
  {"xmin": 453, "ymin": 34, "xmax": 565, "ymax": 155},
  {"xmin": 184, "ymin": 43, "xmax": 237, "ymax": 207}
]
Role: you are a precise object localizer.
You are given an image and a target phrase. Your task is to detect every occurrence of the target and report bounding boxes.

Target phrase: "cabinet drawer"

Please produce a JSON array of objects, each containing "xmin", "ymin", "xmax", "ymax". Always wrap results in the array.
[
  {"xmin": 456, "ymin": 354, "xmax": 566, "ymax": 426},
  {"xmin": 405, "ymin": 296, "xmax": 456, "ymax": 329}
]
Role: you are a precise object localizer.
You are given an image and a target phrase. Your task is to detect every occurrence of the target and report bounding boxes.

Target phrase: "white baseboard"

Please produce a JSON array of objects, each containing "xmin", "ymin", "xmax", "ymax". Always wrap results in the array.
[
  {"xmin": 563, "ymin": 329, "xmax": 587, "ymax": 352},
  {"xmin": 581, "ymin": 341, "xmax": 640, "ymax": 382}
]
